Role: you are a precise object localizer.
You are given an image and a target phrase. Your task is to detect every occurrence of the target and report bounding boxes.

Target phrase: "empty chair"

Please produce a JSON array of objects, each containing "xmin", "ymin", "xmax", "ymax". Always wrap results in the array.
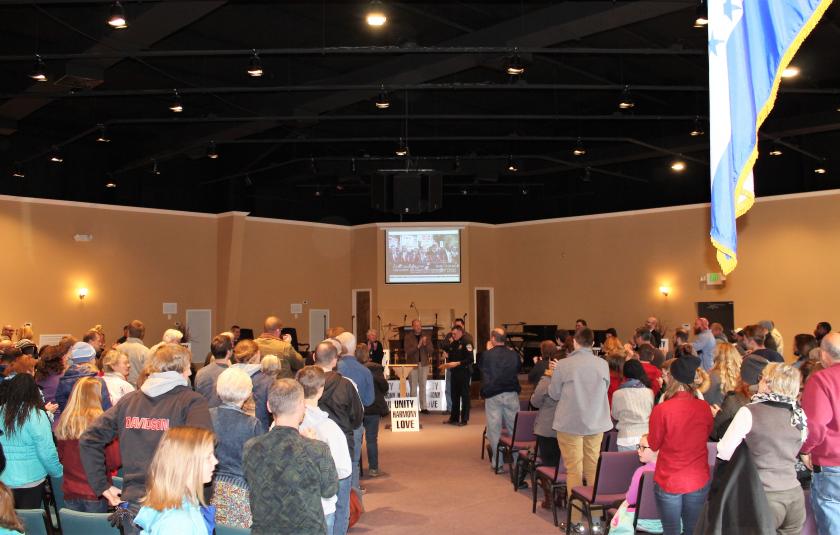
[
  {"xmin": 216, "ymin": 524, "xmax": 252, "ymax": 535},
  {"xmin": 59, "ymin": 508, "xmax": 119, "ymax": 534},
  {"xmin": 16, "ymin": 508, "xmax": 52, "ymax": 535},
  {"xmin": 566, "ymin": 450, "xmax": 641, "ymax": 533},
  {"xmin": 531, "ymin": 452, "xmax": 568, "ymax": 527},
  {"xmin": 495, "ymin": 410, "xmax": 538, "ymax": 485},
  {"xmin": 632, "ymin": 472, "xmax": 661, "ymax": 531},
  {"xmin": 47, "ymin": 475, "xmax": 65, "ymax": 532},
  {"xmin": 481, "ymin": 426, "xmax": 511, "ymax": 461},
  {"xmin": 519, "ymin": 398, "xmax": 531, "ymax": 411}
]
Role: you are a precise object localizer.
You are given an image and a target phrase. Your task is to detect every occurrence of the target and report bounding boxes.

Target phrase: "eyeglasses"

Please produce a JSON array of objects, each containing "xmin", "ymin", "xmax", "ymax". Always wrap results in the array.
[{"xmin": 637, "ymin": 444, "xmax": 650, "ymax": 452}]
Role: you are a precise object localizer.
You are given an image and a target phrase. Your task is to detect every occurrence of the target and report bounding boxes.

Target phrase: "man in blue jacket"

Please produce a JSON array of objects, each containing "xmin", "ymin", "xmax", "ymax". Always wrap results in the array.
[{"xmin": 334, "ymin": 332, "xmax": 373, "ymax": 496}]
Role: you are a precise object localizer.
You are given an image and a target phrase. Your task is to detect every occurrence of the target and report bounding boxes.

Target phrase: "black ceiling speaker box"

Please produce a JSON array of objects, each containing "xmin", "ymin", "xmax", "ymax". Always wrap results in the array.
[{"xmin": 371, "ymin": 172, "xmax": 443, "ymax": 214}]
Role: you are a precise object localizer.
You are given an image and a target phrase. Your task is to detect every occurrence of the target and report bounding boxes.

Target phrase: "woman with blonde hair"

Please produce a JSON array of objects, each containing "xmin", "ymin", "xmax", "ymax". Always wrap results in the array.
[
  {"xmin": 602, "ymin": 336, "xmax": 625, "ymax": 358},
  {"xmin": 0, "ymin": 482, "xmax": 24, "ymax": 534},
  {"xmin": 706, "ymin": 342, "xmax": 741, "ymax": 407},
  {"xmin": 101, "ymin": 350, "xmax": 135, "ymax": 405},
  {"xmin": 135, "ymin": 426, "xmax": 218, "ymax": 535},
  {"xmin": 55, "ymin": 377, "xmax": 120, "ymax": 512},
  {"xmin": 717, "ymin": 363, "xmax": 807, "ymax": 534}
]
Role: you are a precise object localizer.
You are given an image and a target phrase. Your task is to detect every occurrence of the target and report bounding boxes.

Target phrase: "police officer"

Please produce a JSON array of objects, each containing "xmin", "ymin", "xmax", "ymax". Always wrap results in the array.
[
  {"xmin": 441, "ymin": 325, "xmax": 472, "ymax": 426},
  {"xmin": 442, "ymin": 318, "xmax": 472, "ymax": 413}
]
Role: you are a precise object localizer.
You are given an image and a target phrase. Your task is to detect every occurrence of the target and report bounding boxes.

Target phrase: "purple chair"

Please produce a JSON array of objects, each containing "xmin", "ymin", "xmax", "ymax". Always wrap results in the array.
[
  {"xmin": 495, "ymin": 410, "xmax": 538, "ymax": 487},
  {"xmin": 633, "ymin": 471, "xmax": 660, "ymax": 530},
  {"xmin": 481, "ymin": 426, "xmax": 511, "ymax": 461},
  {"xmin": 531, "ymin": 451, "xmax": 568, "ymax": 527},
  {"xmin": 566, "ymin": 450, "xmax": 642, "ymax": 534},
  {"xmin": 519, "ymin": 398, "xmax": 531, "ymax": 411},
  {"xmin": 601, "ymin": 430, "xmax": 618, "ymax": 453}
]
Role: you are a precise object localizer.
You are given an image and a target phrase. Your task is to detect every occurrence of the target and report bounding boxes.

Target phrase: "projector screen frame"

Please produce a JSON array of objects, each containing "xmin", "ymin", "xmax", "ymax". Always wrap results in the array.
[{"xmin": 384, "ymin": 227, "xmax": 462, "ymax": 285}]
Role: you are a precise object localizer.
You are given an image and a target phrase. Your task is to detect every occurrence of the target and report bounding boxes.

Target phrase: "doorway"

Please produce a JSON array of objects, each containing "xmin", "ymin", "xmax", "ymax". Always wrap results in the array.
[
  {"xmin": 309, "ymin": 309, "xmax": 330, "ymax": 349},
  {"xmin": 352, "ymin": 289, "xmax": 372, "ymax": 342}
]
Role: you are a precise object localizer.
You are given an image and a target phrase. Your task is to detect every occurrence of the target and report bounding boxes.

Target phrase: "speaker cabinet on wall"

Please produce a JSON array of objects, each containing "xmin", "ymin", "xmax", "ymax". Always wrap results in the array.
[{"xmin": 371, "ymin": 172, "xmax": 443, "ymax": 214}]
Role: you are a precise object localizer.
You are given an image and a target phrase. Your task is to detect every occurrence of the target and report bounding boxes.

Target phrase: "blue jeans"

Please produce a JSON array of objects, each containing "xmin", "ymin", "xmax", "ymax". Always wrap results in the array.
[
  {"xmin": 445, "ymin": 368, "xmax": 452, "ymax": 410},
  {"xmin": 811, "ymin": 466, "xmax": 840, "ymax": 535},
  {"xmin": 484, "ymin": 391, "xmax": 519, "ymax": 467},
  {"xmin": 324, "ymin": 512, "xmax": 335, "ymax": 535},
  {"xmin": 352, "ymin": 426, "xmax": 363, "ymax": 490},
  {"xmin": 363, "ymin": 414, "xmax": 381, "ymax": 471},
  {"xmin": 654, "ymin": 480, "xmax": 709, "ymax": 535},
  {"xmin": 333, "ymin": 476, "xmax": 351, "ymax": 535},
  {"xmin": 65, "ymin": 498, "xmax": 110, "ymax": 513}
]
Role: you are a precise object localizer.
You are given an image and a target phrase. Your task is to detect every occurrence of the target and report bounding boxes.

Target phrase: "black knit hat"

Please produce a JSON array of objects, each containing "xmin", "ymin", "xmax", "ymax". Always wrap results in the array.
[
  {"xmin": 741, "ymin": 355, "xmax": 770, "ymax": 385},
  {"xmin": 671, "ymin": 355, "xmax": 701, "ymax": 385}
]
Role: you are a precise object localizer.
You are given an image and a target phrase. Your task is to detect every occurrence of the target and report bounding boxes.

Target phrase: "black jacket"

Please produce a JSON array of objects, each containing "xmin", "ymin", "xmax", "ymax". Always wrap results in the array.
[
  {"xmin": 710, "ymin": 391, "xmax": 749, "ymax": 441},
  {"xmin": 696, "ymin": 443, "xmax": 775, "ymax": 535},
  {"xmin": 364, "ymin": 362, "xmax": 390, "ymax": 417},
  {"xmin": 79, "ymin": 382, "xmax": 211, "ymax": 503},
  {"xmin": 479, "ymin": 346, "xmax": 521, "ymax": 399},
  {"xmin": 317, "ymin": 371, "xmax": 364, "ymax": 456}
]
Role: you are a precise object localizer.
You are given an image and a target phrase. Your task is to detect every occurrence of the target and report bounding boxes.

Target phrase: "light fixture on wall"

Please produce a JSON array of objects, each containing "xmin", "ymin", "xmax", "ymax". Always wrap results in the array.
[
  {"xmin": 659, "ymin": 285, "xmax": 671, "ymax": 297},
  {"xmin": 78, "ymin": 287, "xmax": 89, "ymax": 301}
]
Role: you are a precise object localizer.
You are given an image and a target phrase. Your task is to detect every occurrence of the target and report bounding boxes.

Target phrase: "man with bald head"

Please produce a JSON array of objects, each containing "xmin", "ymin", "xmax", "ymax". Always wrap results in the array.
[
  {"xmin": 479, "ymin": 327, "xmax": 521, "ymax": 471},
  {"xmin": 692, "ymin": 317, "xmax": 717, "ymax": 371},
  {"xmin": 801, "ymin": 332, "xmax": 840, "ymax": 534},
  {"xmin": 255, "ymin": 315, "xmax": 303, "ymax": 377},
  {"xmin": 644, "ymin": 316, "xmax": 662, "ymax": 348}
]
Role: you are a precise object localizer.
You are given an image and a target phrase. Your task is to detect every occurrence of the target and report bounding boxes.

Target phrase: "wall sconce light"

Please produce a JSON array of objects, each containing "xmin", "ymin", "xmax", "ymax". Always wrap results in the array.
[
  {"xmin": 659, "ymin": 285, "xmax": 671, "ymax": 297},
  {"xmin": 78, "ymin": 287, "xmax": 89, "ymax": 301}
]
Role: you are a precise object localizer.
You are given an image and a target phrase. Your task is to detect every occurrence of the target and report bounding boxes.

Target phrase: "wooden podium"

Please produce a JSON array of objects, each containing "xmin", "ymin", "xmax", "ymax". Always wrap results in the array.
[{"xmin": 389, "ymin": 363, "xmax": 418, "ymax": 397}]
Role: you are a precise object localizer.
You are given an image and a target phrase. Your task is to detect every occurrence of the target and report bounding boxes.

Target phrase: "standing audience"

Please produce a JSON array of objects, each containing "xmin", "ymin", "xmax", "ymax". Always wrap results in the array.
[
  {"xmin": 35, "ymin": 338, "xmax": 73, "ymax": 404},
  {"xmin": 356, "ymin": 345, "xmax": 389, "ymax": 478},
  {"xmin": 706, "ymin": 342, "xmax": 742, "ymax": 408},
  {"xmin": 611, "ymin": 359, "xmax": 654, "ymax": 452},
  {"xmin": 334, "ymin": 332, "xmax": 373, "ymax": 494},
  {"xmin": 118, "ymin": 320, "xmax": 150, "ymax": 386},
  {"xmin": 55, "ymin": 342, "xmax": 112, "ymax": 417},
  {"xmin": 529, "ymin": 360, "xmax": 560, "ymax": 509},
  {"xmin": 55, "ymin": 377, "xmax": 120, "ymax": 512},
  {"xmin": 209, "ymin": 368, "xmax": 265, "ymax": 528},
  {"xmin": 711, "ymin": 355, "xmax": 767, "ymax": 440},
  {"xmin": 480, "ymin": 328, "xmax": 522, "ymax": 470},
  {"xmin": 243, "ymin": 379, "xmax": 338, "ymax": 535},
  {"xmin": 648, "ymin": 356, "xmax": 712, "ymax": 535},
  {"xmin": 801, "ymin": 331, "xmax": 840, "ymax": 535},
  {"xmin": 134, "ymin": 426, "xmax": 217, "ymax": 535},
  {"xmin": 692, "ymin": 317, "xmax": 717, "ymax": 370},
  {"xmin": 254, "ymin": 316, "xmax": 304, "ymax": 378},
  {"xmin": 194, "ymin": 335, "xmax": 232, "ymax": 409},
  {"xmin": 100, "ymin": 349, "xmax": 135, "ymax": 405},
  {"xmin": 0, "ymin": 374, "xmax": 63, "ymax": 508}
]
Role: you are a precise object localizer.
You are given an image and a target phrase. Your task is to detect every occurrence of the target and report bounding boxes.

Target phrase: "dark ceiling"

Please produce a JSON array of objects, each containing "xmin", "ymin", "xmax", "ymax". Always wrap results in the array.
[{"xmin": 1, "ymin": 0, "xmax": 839, "ymax": 225}]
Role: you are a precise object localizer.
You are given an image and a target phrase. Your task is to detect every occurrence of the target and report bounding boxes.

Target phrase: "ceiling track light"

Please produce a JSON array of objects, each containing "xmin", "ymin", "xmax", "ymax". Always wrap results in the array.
[
  {"xmin": 29, "ymin": 54, "xmax": 47, "ymax": 82},
  {"xmin": 618, "ymin": 85, "xmax": 635, "ymax": 110},
  {"xmin": 207, "ymin": 141, "xmax": 219, "ymax": 159},
  {"xmin": 694, "ymin": 0, "xmax": 708, "ymax": 28},
  {"xmin": 375, "ymin": 85, "xmax": 390, "ymax": 109},
  {"xmin": 689, "ymin": 116, "xmax": 705, "ymax": 137},
  {"xmin": 781, "ymin": 65, "xmax": 800, "ymax": 79},
  {"xmin": 395, "ymin": 138, "xmax": 408, "ymax": 156},
  {"xmin": 108, "ymin": 1, "xmax": 127, "ymax": 29},
  {"xmin": 247, "ymin": 50, "xmax": 264, "ymax": 77},
  {"xmin": 11, "ymin": 162, "xmax": 24, "ymax": 178},
  {"xmin": 572, "ymin": 137, "xmax": 587, "ymax": 156},
  {"xmin": 506, "ymin": 155, "xmax": 518, "ymax": 172},
  {"xmin": 814, "ymin": 167, "xmax": 827, "ymax": 174},
  {"xmin": 105, "ymin": 174, "xmax": 117, "ymax": 188},
  {"xmin": 670, "ymin": 159, "xmax": 687, "ymax": 172},
  {"xmin": 49, "ymin": 145, "xmax": 63, "ymax": 163},
  {"xmin": 506, "ymin": 48, "xmax": 525, "ymax": 76},
  {"xmin": 169, "ymin": 89, "xmax": 183, "ymax": 113},
  {"xmin": 366, "ymin": 0, "xmax": 387, "ymax": 27},
  {"xmin": 768, "ymin": 145, "xmax": 783, "ymax": 157},
  {"xmin": 95, "ymin": 123, "xmax": 111, "ymax": 142}
]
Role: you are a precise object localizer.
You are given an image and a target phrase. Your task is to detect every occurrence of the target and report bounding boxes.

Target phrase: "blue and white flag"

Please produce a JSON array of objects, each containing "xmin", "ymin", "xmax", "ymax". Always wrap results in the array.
[{"xmin": 709, "ymin": 0, "xmax": 832, "ymax": 274}]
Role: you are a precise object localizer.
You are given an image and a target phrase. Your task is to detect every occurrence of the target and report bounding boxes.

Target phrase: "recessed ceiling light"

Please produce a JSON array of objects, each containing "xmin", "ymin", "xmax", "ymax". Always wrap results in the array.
[{"xmin": 781, "ymin": 65, "xmax": 800, "ymax": 78}]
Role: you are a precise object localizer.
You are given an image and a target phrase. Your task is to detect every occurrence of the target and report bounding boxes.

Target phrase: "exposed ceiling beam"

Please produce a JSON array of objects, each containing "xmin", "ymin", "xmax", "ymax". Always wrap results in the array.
[{"xmin": 0, "ymin": 1, "xmax": 227, "ymax": 135}]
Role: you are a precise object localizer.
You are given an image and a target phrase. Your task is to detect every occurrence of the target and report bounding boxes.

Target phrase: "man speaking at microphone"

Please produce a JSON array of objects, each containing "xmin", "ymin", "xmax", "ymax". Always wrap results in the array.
[{"xmin": 404, "ymin": 319, "xmax": 433, "ymax": 414}]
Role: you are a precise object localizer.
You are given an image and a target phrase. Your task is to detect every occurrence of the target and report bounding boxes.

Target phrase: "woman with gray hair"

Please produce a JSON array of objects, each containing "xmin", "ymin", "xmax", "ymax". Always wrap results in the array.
[
  {"xmin": 210, "ymin": 367, "xmax": 266, "ymax": 528},
  {"xmin": 716, "ymin": 363, "xmax": 807, "ymax": 535}
]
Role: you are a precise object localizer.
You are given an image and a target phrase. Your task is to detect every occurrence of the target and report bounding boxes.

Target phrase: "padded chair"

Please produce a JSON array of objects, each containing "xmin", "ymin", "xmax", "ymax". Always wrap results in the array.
[
  {"xmin": 632, "ymin": 472, "xmax": 660, "ymax": 531},
  {"xmin": 215, "ymin": 524, "xmax": 252, "ymax": 535},
  {"xmin": 16, "ymin": 508, "xmax": 52, "ymax": 535},
  {"xmin": 531, "ymin": 452, "xmax": 568, "ymax": 527},
  {"xmin": 481, "ymin": 426, "xmax": 510, "ymax": 461},
  {"xmin": 494, "ymin": 410, "xmax": 538, "ymax": 484},
  {"xmin": 59, "ymin": 508, "xmax": 119, "ymax": 534},
  {"xmin": 566, "ymin": 450, "xmax": 641, "ymax": 534},
  {"xmin": 519, "ymin": 398, "xmax": 531, "ymax": 411},
  {"xmin": 47, "ymin": 476, "xmax": 64, "ymax": 532},
  {"xmin": 601, "ymin": 430, "xmax": 618, "ymax": 453}
]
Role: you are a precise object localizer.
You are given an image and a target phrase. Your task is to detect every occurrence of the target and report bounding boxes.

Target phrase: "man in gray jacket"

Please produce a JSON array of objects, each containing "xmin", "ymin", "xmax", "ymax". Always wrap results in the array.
[{"xmin": 549, "ymin": 327, "xmax": 611, "ymax": 525}]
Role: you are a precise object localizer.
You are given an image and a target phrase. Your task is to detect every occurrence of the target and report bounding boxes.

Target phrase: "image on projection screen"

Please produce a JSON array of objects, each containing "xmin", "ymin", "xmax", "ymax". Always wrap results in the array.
[{"xmin": 385, "ymin": 229, "xmax": 461, "ymax": 283}]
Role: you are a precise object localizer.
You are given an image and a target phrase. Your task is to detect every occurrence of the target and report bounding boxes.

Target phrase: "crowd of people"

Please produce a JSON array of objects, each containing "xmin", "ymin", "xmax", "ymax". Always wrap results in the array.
[
  {"xmin": 514, "ymin": 317, "xmax": 838, "ymax": 535},
  {"xmin": 0, "ymin": 317, "xmax": 389, "ymax": 535}
]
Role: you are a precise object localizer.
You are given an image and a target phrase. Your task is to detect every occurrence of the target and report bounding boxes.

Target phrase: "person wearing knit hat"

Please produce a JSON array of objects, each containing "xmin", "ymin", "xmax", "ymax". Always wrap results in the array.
[
  {"xmin": 648, "ymin": 353, "xmax": 713, "ymax": 535},
  {"xmin": 14, "ymin": 339, "xmax": 37, "ymax": 357},
  {"xmin": 54, "ymin": 342, "xmax": 112, "ymax": 418},
  {"xmin": 709, "ymin": 355, "xmax": 769, "ymax": 442},
  {"xmin": 740, "ymin": 355, "xmax": 770, "ymax": 386}
]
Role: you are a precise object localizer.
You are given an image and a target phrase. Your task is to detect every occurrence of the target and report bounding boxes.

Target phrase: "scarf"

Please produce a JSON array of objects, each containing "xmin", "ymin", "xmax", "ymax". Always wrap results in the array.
[
  {"xmin": 618, "ymin": 378, "xmax": 646, "ymax": 389},
  {"xmin": 750, "ymin": 391, "xmax": 808, "ymax": 442}
]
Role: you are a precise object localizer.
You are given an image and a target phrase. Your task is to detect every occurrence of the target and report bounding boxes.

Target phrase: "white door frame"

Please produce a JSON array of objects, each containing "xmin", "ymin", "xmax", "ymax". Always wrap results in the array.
[
  {"xmin": 351, "ymin": 288, "xmax": 372, "ymax": 337},
  {"xmin": 473, "ymin": 287, "xmax": 494, "ymax": 338},
  {"xmin": 309, "ymin": 309, "xmax": 330, "ymax": 349}
]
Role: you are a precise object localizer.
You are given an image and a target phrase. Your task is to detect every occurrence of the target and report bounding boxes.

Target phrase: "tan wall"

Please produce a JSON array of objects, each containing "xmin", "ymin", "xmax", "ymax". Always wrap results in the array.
[
  {"xmin": 2, "ymin": 190, "xmax": 837, "ymax": 363},
  {"xmin": 0, "ymin": 198, "xmax": 218, "ymax": 346}
]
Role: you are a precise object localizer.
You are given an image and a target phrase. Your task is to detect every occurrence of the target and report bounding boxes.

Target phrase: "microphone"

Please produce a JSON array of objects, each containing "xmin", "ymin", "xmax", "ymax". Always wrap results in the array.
[{"xmin": 403, "ymin": 314, "xmax": 407, "ymax": 325}]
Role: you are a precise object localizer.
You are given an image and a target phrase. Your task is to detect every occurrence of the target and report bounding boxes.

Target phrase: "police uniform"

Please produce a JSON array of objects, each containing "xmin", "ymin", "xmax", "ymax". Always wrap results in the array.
[{"xmin": 444, "ymin": 335, "xmax": 472, "ymax": 425}]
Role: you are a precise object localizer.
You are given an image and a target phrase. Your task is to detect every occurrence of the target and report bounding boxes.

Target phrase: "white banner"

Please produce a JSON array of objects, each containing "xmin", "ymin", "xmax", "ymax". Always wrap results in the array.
[
  {"xmin": 389, "ymin": 397, "xmax": 420, "ymax": 432},
  {"xmin": 387, "ymin": 379, "xmax": 447, "ymax": 411}
]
